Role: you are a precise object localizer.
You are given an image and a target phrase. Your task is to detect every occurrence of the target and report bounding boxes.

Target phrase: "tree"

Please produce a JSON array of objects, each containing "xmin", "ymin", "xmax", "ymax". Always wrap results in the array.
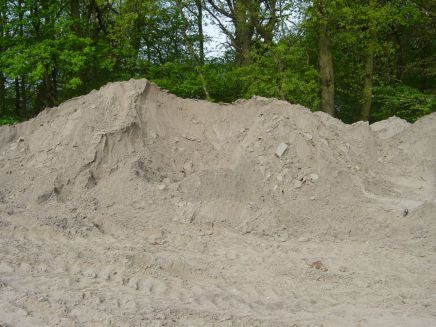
[
  {"xmin": 175, "ymin": 0, "xmax": 210, "ymax": 99},
  {"xmin": 310, "ymin": 0, "xmax": 336, "ymax": 116},
  {"xmin": 205, "ymin": 0, "xmax": 281, "ymax": 65},
  {"xmin": 0, "ymin": 0, "xmax": 434, "ymax": 126},
  {"xmin": 361, "ymin": 0, "xmax": 376, "ymax": 121},
  {"xmin": 0, "ymin": 0, "xmax": 6, "ymax": 117}
]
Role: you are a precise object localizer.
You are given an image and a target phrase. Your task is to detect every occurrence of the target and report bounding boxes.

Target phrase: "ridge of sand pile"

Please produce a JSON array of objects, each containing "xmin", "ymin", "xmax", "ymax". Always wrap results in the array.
[{"xmin": 0, "ymin": 79, "xmax": 435, "ymax": 326}]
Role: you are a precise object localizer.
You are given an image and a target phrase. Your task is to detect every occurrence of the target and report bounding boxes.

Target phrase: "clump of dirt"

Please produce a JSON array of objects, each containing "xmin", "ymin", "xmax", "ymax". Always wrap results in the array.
[{"xmin": 0, "ymin": 79, "xmax": 435, "ymax": 326}]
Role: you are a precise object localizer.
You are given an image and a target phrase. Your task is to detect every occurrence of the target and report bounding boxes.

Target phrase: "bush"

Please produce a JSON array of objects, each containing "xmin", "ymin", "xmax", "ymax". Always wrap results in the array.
[
  {"xmin": 372, "ymin": 84, "xmax": 436, "ymax": 122},
  {"xmin": 0, "ymin": 116, "xmax": 19, "ymax": 126}
]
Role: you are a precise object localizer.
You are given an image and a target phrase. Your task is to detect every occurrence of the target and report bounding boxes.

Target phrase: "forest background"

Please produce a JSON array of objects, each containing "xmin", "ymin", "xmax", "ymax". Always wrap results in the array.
[{"xmin": 0, "ymin": 0, "xmax": 434, "ymax": 125}]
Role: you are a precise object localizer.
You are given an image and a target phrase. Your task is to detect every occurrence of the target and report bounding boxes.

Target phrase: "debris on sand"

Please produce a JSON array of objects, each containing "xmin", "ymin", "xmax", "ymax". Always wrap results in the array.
[
  {"xmin": 275, "ymin": 142, "xmax": 289, "ymax": 158},
  {"xmin": 310, "ymin": 260, "xmax": 328, "ymax": 272}
]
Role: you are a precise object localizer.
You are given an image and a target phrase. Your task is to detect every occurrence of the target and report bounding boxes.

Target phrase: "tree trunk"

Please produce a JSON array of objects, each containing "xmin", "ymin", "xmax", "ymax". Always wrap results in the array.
[
  {"xmin": 206, "ymin": 1, "xmax": 270, "ymax": 66},
  {"xmin": 255, "ymin": 0, "xmax": 277, "ymax": 45},
  {"xmin": 70, "ymin": 0, "xmax": 81, "ymax": 34},
  {"xmin": 15, "ymin": 78, "xmax": 21, "ymax": 117},
  {"xmin": 52, "ymin": 69, "xmax": 58, "ymax": 104},
  {"xmin": 44, "ymin": 68, "xmax": 56, "ymax": 108},
  {"xmin": 361, "ymin": 49, "xmax": 374, "ymax": 121},
  {"xmin": 233, "ymin": 1, "xmax": 253, "ymax": 66},
  {"xmin": 175, "ymin": 0, "xmax": 210, "ymax": 100},
  {"xmin": 17, "ymin": 0, "xmax": 27, "ymax": 117},
  {"xmin": 361, "ymin": 0, "xmax": 376, "ymax": 121},
  {"xmin": 21, "ymin": 76, "xmax": 26, "ymax": 118},
  {"xmin": 318, "ymin": 25, "xmax": 335, "ymax": 116},
  {"xmin": 0, "ymin": 73, "xmax": 5, "ymax": 116},
  {"xmin": 127, "ymin": 1, "xmax": 145, "ymax": 70},
  {"xmin": 0, "ymin": 0, "xmax": 5, "ymax": 116},
  {"xmin": 195, "ymin": 0, "xmax": 205, "ymax": 65},
  {"xmin": 394, "ymin": 32, "xmax": 403, "ymax": 81}
]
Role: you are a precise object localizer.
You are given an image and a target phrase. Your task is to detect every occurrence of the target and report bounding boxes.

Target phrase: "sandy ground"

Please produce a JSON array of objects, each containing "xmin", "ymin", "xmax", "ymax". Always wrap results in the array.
[{"xmin": 0, "ymin": 79, "xmax": 435, "ymax": 326}]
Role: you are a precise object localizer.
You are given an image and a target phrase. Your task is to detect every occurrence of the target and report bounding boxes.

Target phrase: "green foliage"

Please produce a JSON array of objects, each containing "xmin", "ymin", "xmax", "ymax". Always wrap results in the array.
[
  {"xmin": 372, "ymin": 84, "xmax": 436, "ymax": 123},
  {"xmin": 142, "ymin": 41, "xmax": 320, "ymax": 110},
  {"xmin": 0, "ymin": 116, "xmax": 18, "ymax": 126},
  {"xmin": 202, "ymin": 61, "xmax": 243, "ymax": 103},
  {"xmin": 0, "ymin": 0, "xmax": 434, "ymax": 125},
  {"xmin": 303, "ymin": 0, "xmax": 434, "ymax": 122},
  {"xmin": 236, "ymin": 41, "xmax": 319, "ymax": 110},
  {"xmin": 145, "ymin": 61, "xmax": 242, "ymax": 103},
  {"xmin": 147, "ymin": 62, "xmax": 205, "ymax": 99},
  {"xmin": 2, "ymin": 36, "xmax": 94, "ymax": 84}
]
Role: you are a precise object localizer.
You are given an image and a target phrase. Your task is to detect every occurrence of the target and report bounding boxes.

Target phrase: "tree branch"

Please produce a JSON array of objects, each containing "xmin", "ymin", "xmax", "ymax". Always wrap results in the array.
[
  {"xmin": 206, "ymin": 0, "xmax": 233, "ymax": 18},
  {"xmin": 204, "ymin": 4, "xmax": 235, "ymax": 42}
]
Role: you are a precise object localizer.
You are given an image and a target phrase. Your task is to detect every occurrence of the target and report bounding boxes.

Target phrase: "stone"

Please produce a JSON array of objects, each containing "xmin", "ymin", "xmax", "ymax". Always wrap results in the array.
[
  {"xmin": 36, "ymin": 190, "xmax": 53, "ymax": 204},
  {"xmin": 158, "ymin": 184, "xmax": 167, "ymax": 191},
  {"xmin": 320, "ymin": 138, "xmax": 329, "ymax": 146},
  {"xmin": 275, "ymin": 143, "xmax": 288, "ymax": 158},
  {"xmin": 276, "ymin": 231, "xmax": 289, "ymax": 242},
  {"xmin": 293, "ymin": 180, "xmax": 303, "ymax": 189},
  {"xmin": 310, "ymin": 260, "xmax": 328, "ymax": 272},
  {"xmin": 309, "ymin": 173, "xmax": 319, "ymax": 182},
  {"xmin": 183, "ymin": 161, "xmax": 194, "ymax": 174},
  {"xmin": 148, "ymin": 231, "xmax": 164, "ymax": 245},
  {"xmin": 298, "ymin": 235, "xmax": 310, "ymax": 242}
]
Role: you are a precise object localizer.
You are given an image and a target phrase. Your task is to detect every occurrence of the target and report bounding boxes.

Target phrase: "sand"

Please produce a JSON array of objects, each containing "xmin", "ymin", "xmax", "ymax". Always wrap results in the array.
[{"xmin": 0, "ymin": 79, "xmax": 435, "ymax": 326}]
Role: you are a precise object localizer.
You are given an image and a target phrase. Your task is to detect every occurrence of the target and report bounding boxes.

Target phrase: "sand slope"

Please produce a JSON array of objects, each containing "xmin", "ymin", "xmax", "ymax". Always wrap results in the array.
[{"xmin": 0, "ymin": 79, "xmax": 435, "ymax": 326}]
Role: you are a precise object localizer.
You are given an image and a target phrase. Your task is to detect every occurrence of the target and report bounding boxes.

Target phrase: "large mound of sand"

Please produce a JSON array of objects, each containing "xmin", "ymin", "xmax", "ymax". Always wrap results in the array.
[{"xmin": 1, "ymin": 79, "xmax": 435, "ymax": 326}]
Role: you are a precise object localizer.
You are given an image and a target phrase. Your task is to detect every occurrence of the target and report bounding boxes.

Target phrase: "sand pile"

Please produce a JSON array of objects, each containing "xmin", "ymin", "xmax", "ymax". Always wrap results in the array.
[{"xmin": 0, "ymin": 79, "xmax": 435, "ymax": 326}]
